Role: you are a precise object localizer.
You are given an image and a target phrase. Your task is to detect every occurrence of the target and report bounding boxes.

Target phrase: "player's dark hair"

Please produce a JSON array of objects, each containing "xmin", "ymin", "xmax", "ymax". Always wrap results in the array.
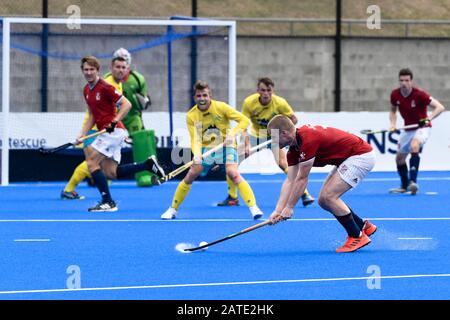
[
  {"xmin": 81, "ymin": 55, "xmax": 100, "ymax": 70},
  {"xmin": 399, "ymin": 68, "xmax": 413, "ymax": 79},
  {"xmin": 111, "ymin": 56, "xmax": 127, "ymax": 64},
  {"xmin": 258, "ymin": 77, "xmax": 275, "ymax": 87}
]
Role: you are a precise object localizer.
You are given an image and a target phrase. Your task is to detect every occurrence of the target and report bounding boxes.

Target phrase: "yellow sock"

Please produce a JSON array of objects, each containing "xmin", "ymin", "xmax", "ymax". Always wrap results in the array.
[
  {"xmin": 64, "ymin": 161, "xmax": 91, "ymax": 192},
  {"xmin": 171, "ymin": 180, "xmax": 192, "ymax": 210},
  {"xmin": 283, "ymin": 167, "xmax": 310, "ymax": 196},
  {"xmin": 237, "ymin": 179, "xmax": 256, "ymax": 207},
  {"xmin": 226, "ymin": 175, "xmax": 238, "ymax": 199}
]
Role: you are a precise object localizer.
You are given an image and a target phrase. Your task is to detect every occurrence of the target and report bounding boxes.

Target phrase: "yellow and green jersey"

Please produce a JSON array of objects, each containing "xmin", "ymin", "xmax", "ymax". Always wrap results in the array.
[
  {"xmin": 242, "ymin": 93, "xmax": 294, "ymax": 138},
  {"xmin": 186, "ymin": 100, "xmax": 250, "ymax": 157},
  {"xmin": 103, "ymin": 74, "xmax": 123, "ymax": 94},
  {"xmin": 82, "ymin": 75, "xmax": 123, "ymax": 129}
]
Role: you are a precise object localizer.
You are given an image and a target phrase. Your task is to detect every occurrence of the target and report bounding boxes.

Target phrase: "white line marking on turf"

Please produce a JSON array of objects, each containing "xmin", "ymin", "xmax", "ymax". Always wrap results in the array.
[
  {"xmin": 398, "ymin": 237, "xmax": 433, "ymax": 240},
  {"xmin": 425, "ymin": 192, "xmax": 438, "ymax": 195},
  {"xmin": 13, "ymin": 239, "xmax": 50, "ymax": 242},
  {"xmin": 0, "ymin": 217, "xmax": 450, "ymax": 223},
  {"xmin": 0, "ymin": 273, "xmax": 449, "ymax": 295}
]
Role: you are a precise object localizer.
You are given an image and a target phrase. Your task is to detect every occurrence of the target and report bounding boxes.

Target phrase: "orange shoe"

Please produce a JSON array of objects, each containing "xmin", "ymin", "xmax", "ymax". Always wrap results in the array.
[
  {"xmin": 336, "ymin": 233, "xmax": 371, "ymax": 253},
  {"xmin": 362, "ymin": 220, "xmax": 377, "ymax": 237}
]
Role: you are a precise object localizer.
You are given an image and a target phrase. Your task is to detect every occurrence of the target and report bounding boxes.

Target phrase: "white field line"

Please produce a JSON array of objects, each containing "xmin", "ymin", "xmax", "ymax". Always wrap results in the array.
[
  {"xmin": 0, "ymin": 273, "xmax": 449, "ymax": 295},
  {"xmin": 13, "ymin": 239, "xmax": 50, "ymax": 242}
]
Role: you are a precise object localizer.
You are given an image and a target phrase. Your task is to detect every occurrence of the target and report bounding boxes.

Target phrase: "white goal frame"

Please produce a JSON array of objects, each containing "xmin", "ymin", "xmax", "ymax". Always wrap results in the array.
[{"xmin": 1, "ymin": 17, "xmax": 236, "ymax": 185}]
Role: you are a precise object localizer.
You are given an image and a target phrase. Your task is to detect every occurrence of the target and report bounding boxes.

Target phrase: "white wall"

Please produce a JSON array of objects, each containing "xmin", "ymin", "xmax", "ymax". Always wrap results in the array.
[
  {"xmin": 240, "ymin": 111, "xmax": 450, "ymax": 173},
  {"xmin": 4, "ymin": 111, "xmax": 449, "ymax": 172}
]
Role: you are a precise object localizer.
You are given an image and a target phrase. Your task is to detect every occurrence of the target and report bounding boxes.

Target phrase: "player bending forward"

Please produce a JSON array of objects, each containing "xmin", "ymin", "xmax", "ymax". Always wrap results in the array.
[{"xmin": 268, "ymin": 115, "xmax": 377, "ymax": 253}]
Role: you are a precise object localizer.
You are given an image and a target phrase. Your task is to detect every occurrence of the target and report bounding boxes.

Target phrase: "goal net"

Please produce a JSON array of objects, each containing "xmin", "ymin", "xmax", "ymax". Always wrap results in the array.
[{"xmin": 1, "ymin": 17, "xmax": 236, "ymax": 185}]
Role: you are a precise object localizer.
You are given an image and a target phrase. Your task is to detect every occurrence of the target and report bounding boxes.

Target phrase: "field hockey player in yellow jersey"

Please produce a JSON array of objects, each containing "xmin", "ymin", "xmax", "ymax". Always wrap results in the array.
[
  {"xmin": 217, "ymin": 77, "xmax": 315, "ymax": 207},
  {"xmin": 60, "ymin": 56, "xmax": 128, "ymax": 200},
  {"xmin": 161, "ymin": 80, "xmax": 264, "ymax": 220}
]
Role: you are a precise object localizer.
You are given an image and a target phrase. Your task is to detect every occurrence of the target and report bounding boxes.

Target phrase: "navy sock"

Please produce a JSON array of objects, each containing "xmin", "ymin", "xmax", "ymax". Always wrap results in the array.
[
  {"xmin": 116, "ymin": 161, "xmax": 149, "ymax": 179},
  {"xmin": 409, "ymin": 153, "xmax": 420, "ymax": 183},
  {"xmin": 397, "ymin": 163, "xmax": 409, "ymax": 189},
  {"xmin": 334, "ymin": 213, "xmax": 361, "ymax": 238},
  {"xmin": 349, "ymin": 208, "xmax": 365, "ymax": 229},
  {"xmin": 91, "ymin": 169, "xmax": 112, "ymax": 202}
]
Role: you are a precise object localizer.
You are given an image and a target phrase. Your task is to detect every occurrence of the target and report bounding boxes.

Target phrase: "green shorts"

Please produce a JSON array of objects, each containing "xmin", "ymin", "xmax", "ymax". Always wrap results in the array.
[
  {"xmin": 122, "ymin": 115, "xmax": 144, "ymax": 135},
  {"xmin": 200, "ymin": 146, "xmax": 238, "ymax": 177}
]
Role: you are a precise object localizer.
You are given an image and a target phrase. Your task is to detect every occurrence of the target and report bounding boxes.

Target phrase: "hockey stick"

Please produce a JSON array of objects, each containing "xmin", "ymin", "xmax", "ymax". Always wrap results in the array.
[
  {"xmin": 39, "ymin": 129, "xmax": 107, "ymax": 155},
  {"xmin": 360, "ymin": 124, "xmax": 419, "ymax": 135},
  {"xmin": 184, "ymin": 220, "xmax": 271, "ymax": 252},
  {"xmin": 160, "ymin": 139, "xmax": 273, "ymax": 184},
  {"xmin": 248, "ymin": 139, "xmax": 273, "ymax": 154},
  {"xmin": 158, "ymin": 142, "xmax": 225, "ymax": 183},
  {"xmin": 237, "ymin": 139, "xmax": 273, "ymax": 163}
]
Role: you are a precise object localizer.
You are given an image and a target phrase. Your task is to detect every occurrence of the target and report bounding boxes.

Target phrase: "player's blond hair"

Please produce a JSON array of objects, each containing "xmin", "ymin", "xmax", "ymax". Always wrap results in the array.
[
  {"xmin": 81, "ymin": 55, "xmax": 100, "ymax": 70},
  {"xmin": 268, "ymin": 114, "xmax": 295, "ymax": 132}
]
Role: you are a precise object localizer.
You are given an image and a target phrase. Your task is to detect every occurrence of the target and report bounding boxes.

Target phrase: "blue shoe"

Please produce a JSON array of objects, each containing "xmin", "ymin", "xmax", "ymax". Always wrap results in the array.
[
  {"xmin": 217, "ymin": 195, "xmax": 240, "ymax": 207},
  {"xmin": 389, "ymin": 187, "xmax": 407, "ymax": 194},
  {"xmin": 61, "ymin": 190, "xmax": 85, "ymax": 200}
]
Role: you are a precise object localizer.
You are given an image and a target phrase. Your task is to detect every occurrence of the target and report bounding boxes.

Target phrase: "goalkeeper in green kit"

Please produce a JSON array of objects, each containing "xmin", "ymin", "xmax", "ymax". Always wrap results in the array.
[{"xmin": 108, "ymin": 48, "xmax": 157, "ymax": 186}]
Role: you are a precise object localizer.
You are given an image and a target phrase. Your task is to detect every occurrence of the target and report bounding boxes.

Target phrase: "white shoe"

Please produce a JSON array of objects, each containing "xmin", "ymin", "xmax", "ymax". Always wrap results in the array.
[
  {"xmin": 407, "ymin": 181, "xmax": 419, "ymax": 195},
  {"xmin": 249, "ymin": 206, "xmax": 263, "ymax": 220},
  {"xmin": 161, "ymin": 207, "xmax": 177, "ymax": 220}
]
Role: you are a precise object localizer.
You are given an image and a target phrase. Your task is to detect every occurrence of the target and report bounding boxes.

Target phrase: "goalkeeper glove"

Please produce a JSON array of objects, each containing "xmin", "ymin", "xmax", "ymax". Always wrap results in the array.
[
  {"xmin": 106, "ymin": 121, "xmax": 118, "ymax": 133},
  {"xmin": 136, "ymin": 93, "xmax": 151, "ymax": 110},
  {"xmin": 418, "ymin": 118, "xmax": 431, "ymax": 128}
]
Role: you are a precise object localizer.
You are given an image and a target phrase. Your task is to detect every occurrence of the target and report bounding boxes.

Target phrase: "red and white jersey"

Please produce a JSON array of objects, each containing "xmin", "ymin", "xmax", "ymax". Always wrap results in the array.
[
  {"xmin": 287, "ymin": 125, "xmax": 373, "ymax": 167},
  {"xmin": 83, "ymin": 78, "xmax": 125, "ymax": 131},
  {"xmin": 390, "ymin": 87, "xmax": 432, "ymax": 129}
]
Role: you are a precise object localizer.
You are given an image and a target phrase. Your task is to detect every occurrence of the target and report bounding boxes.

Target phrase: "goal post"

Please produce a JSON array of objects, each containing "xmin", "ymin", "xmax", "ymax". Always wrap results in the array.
[{"xmin": 1, "ymin": 17, "xmax": 236, "ymax": 185}]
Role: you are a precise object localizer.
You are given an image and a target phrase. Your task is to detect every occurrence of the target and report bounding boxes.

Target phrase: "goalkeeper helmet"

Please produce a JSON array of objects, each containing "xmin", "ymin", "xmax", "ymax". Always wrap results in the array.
[{"xmin": 113, "ymin": 48, "xmax": 131, "ymax": 65}]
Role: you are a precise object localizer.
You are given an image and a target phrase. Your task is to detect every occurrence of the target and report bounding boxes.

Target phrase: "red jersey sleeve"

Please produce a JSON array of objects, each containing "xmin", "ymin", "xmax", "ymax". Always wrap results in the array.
[
  {"xmin": 83, "ymin": 85, "xmax": 89, "ymax": 104},
  {"xmin": 418, "ymin": 89, "xmax": 432, "ymax": 108},
  {"xmin": 103, "ymin": 83, "xmax": 122, "ymax": 104},
  {"xmin": 390, "ymin": 90, "xmax": 397, "ymax": 106},
  {"xmin": 287, "ymin": 148, "xmax": 299, "ymax": 166},
  {"xmin": 300, "ymin": 138, "xmax": 319, "ymax": 162},
  {"xmin": 287, "ymin": 127, "xmax": 319, "ymax": 166}
]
